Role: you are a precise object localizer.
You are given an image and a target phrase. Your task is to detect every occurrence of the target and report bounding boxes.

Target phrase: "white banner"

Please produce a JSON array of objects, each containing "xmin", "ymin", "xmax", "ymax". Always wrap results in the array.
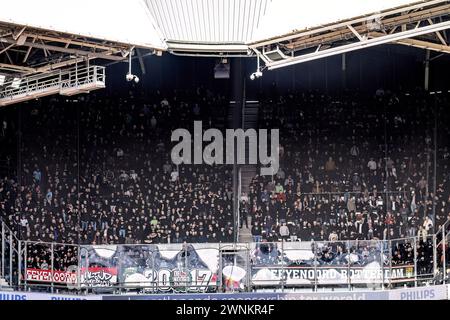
[
  {"xmin": 2, "ymin": 285, "xmax": 448, "ymax": 300},
  {"xmin": 0, "ymin": 291, "xmax": 101, "ymax": 300}
]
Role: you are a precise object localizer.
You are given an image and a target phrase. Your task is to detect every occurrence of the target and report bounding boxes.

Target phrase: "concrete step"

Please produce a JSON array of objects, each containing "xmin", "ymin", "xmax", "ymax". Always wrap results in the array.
[
  {"xmin": 239, "ymin": 232, "xmax": 253, "ymax": 243},
  {"xmin": 238, "ymin": 216, "xmax": 253, "ymax": 243},
  {"xmin": 240, "ymin": 165, "xmax": 257, "ymax": 195},
  {"xmin": 238, "ymin": 228, "xmax": 253, "ymax": 243}
]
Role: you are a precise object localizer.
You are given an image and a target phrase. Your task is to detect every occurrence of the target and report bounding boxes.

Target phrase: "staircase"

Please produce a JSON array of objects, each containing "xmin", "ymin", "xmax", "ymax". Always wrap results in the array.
[
  {"xmin": 240, "ymin": 165, "xmax": 257, "ymax": 196},
  {"xmin": 239, "ymin": 217, "xmax": 253, "ymax": 243},
  {"xmin": 236, "ymin": 101, "xmax": 259, "ymax": 243}
]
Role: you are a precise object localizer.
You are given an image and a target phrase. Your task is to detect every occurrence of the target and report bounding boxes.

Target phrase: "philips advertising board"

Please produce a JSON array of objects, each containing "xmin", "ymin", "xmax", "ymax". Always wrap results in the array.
[
  {"xmin": 103, "ymin": 285, "xmax": 450, "ymax": 300},
  {"xmin": 0, "ymin": 291, "xmax": 101, "ymax": 300},
  {"xmin": 102, "ymin": 291, "xmax": 389, "ymax": 300},
  {"xmin": 388, "ymin": 285, "xmax": 448, "ymax": 300}
]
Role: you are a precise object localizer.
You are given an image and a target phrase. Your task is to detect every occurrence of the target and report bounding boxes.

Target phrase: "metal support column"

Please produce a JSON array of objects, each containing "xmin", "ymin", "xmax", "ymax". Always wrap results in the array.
[
  {"xmin": 281, "ymin": 240, "xmax": 285, "ymax": 293},
  {"xmin": 230, "ymin": 57, "xmax": 245, "ymax": 243},
  {"xmin": 432, "ymin": 101, "xmax": 438, "ymax": 232},
  {"xmin": 381, "ymin": 240, "xmax": 385, "ymax": 289},
  {"xmin": 1, "ymin": 221, "xmax": 4, "ymax": 277},
  {"xmin": 17, "ymin": 241, "xmax": 21, "ymax": 287},
  {"xmin": 442, "ymin": 228, "xmax": 446, "ymax": 284},
  {"xmin": 51, "ymin": 243, "xmax": 54, "ymax": 293},
  {"xmin": 184, "ymin": 244, "xmax": 188, "ymax": 293},
  {"xmin": 414, "ymin": 237, "xmax": 418, "ymax": 287},
  {"xmin": 9, "ymin": 230, "xmax": 14, "ymax": 286},
  {"xmin": 388, "ymin": 240, "xmax": 392, "ymax": 289},
  {"xmin": 341, "ymin": 53, "xmax": 347, "ymax": 90},
  {"xmin": 433, "ymin": 235, "xmax": 438, "ymax": 282},
  {"xmin": 347, "ymin": 240, "xmax": 351, "ymax": 290},
  {"xmin": 218, "ymin": 246, "xmax": 223, "ymax": 292},
  {"xmin": 246, "ymin": 243, "xmax": 251, "ymax": 292},
  {"xmin": 313, "ymin": 241, "xmax": 317, "ymax": 292},
  {"xmin": 24, "ymin": 241, "xmax": 27, "ymax": 291},
  {"xmin": 424, "ymin": 49, "xmax": 430, "ymax": 91},
  {"xmin": 77, "ymin": 245, "xmax": 81, "ymax": 291},
  {"xmin": 9, "ymin": 233, "xmax": 13, "ymax": 285}
]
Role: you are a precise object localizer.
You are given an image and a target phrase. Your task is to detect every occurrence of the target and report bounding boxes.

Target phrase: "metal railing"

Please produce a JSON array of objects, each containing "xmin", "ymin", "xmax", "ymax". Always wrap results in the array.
[
  {"xmin": 0, "ymin": 218, "xmax": 21, "ymax": 288},
  {"xmin": 436, "ymin": 219, "xmax": 450, "ymax": 283},
  {"xmin": 2, "ymin": 216, "xmax": 448, "ymax": 294},
  {"xmin": 4, "ymin": 236, "xmax": 445, "ymax": 294},
  {"xmin": 0, "ymin": 65, "xmax": 105, "ymax": 106}
]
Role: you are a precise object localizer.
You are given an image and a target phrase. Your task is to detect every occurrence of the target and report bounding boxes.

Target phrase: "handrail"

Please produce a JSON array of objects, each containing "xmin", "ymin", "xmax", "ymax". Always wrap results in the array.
[
  {"xmin": 0, "ymin": 66, "xmax": 105, "ymax": 105},
  {"xmin": 0, "ymin": 217, "xmax": 20, "ymax": 243}
]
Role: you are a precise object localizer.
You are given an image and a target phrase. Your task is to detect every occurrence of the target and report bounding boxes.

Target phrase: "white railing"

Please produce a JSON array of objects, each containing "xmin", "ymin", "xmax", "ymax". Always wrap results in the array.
[{"xmin": 0, "ymin": 65, "xmax": 106, "ymax": 106}]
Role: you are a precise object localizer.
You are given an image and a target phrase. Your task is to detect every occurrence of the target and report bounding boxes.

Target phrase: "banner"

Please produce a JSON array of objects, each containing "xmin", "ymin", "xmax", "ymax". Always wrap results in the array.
[
  {"xmin": 80, "ymin": 267, "xmax": 118, "ymax": 287},
  {"xmin": 26, "ymin": 244, "xmax": 219, "ymax": 290},
  {"xmin": 24, "ymin": 240, "xmax": 423, "ymax": 290},
  {"xmin": 79, "ymin": 246, "xmax": 119, "ymax": 287},
  {"xmin": 252, "ymin": 265, "xmax": 414, "ymax": 286},
  {"xmin": 102, "ymin": 285, "xmax": 449, "ymax": 300},
  {"xmin": 0, "ymin": 291, "xmax": 101, "ymax": 300},
  {"xmin": 117, "ymin": 243, "xmax": 219, "ymax": 293},
  {"xmin": 26, "ymin": 268, "xmax": 77, "ymax": 284},
  {"xmin": 3, "ymin": 285, "xmax": 448, "ymax": 300},
  {"xmin": 25, "ymin": 267, "xmax": 117, "ymax": 287},
  {"xmin": 250, "ymin": 241, "xmax": 414, "ymax": 286},
  {"xmin": 102, "ymin": 291, "xmax": 390, "ymax": 300},
  {"xmin": 388, "ymin": 285, "xmax": 448, "ymax": 300}
]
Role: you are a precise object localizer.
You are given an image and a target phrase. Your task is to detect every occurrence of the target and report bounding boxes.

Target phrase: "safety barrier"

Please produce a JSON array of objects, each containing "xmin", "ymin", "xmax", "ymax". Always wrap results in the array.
[{"xmin": 2, "ymin": 219, "xmax": 449, "ymax": 294}]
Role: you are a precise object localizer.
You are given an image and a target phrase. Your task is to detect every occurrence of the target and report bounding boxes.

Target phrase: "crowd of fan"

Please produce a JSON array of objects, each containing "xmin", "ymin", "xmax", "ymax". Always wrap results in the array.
[
  {"xmin": 0, "ymin": 87, "xmax": 234, "ymax": 247},
  {"xmin": 0, "ymin": 87, "xmax": 449, "ymax": 279},
  {"xmin": 244, "ymin": 90, "xmax": 450, "ymax": 250}
]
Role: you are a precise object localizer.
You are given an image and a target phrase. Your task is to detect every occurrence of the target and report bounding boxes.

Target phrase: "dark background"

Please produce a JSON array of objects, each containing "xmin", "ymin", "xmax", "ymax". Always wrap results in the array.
[{"xmin": 105, "ymin": 44, "xmax": 450, "ymax": 98}]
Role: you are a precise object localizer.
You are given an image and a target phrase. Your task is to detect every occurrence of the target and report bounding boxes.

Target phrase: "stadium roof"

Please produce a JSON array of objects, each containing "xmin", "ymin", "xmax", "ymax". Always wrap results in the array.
[
  {"xmin": 253, "ymin": 0, "xmax": 430, "ymax": 41},
  {"xmin": 0, "ymin": 0, "xmax": 166, "ymax": 50},
  {"xmin": 145, "ymin": 0, "xmax": 423, "ymax": 45},
  {"xmin": 1, "ymin": 0, "xmax": 442, "ymax": 55}
]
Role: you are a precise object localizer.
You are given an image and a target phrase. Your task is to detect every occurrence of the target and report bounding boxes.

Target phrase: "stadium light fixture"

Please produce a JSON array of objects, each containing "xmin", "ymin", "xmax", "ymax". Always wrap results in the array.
[
  {"xmin": 263, "ymin": 46, "xmax": 289, "ymax": 62},
  {"xmin": 0, "ymin": 75, "xmax": 5, "ymax": 86},
  {"xmin": 126, "ymin": 49, "xmax": 140, "ymax": 83},
  {"xmin": 250, "ymin": 56, "xmax": 263, "ymax": 81}
]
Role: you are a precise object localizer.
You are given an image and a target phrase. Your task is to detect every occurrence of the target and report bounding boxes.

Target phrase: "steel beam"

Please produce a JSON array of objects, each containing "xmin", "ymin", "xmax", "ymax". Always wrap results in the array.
[
  {"xmin": 370, "ymin": 32, "xmax": 450, "ymax": 53},
  {"xmin": 266, "ymin": 20, "xmax": 450, "ymax": 70},
  {"xmin": 248, "ymin": 0, "xmax": 449, "ymax": 48},
  {"xmin": 284, "ymin": 4, "xmax": 450, "ymax": 51},
  {"xmin": 0, "ymin": 37, "xmax": 125, "ymax": 61},
  {"xmin": 167, "ymin": 42, "xmax": 249, "ymax": 53},
  {"xmin": 22, "ymin": 33, "xmax": 126, "ymax": 52},
  {"xmin": 136, "ymin": 49, "xmax": 146, "ymax": 75},
  {"xmin": 0, "ymin": 43, "xmax": 15, "ymax": 55},
  {"xmin": 0, "ymin": 63, "xmax": 36, "ymax": 73},
  {"xmin": 22, "ymin": 37, "xmax": 36, "ymax": 63}
]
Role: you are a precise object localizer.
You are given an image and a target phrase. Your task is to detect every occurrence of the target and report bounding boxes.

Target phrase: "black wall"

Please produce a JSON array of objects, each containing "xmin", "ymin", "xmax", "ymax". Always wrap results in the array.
[{"xmin": 104, "ymin": 44, "xmax": 450, "ymax": 99}]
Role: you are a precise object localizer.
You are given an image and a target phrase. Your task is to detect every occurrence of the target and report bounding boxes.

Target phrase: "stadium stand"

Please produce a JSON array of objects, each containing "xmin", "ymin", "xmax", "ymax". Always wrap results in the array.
[
  {"xmin": 246, "ymin": 89, "xmax": 450, "ymax": 245},
  {"xmin": 0, "ymin": 87, "xmax": 234, "ymax": 245},
  {"xmin": 1, "ymin": 88, "xmax": 448, "ymax": 283}
]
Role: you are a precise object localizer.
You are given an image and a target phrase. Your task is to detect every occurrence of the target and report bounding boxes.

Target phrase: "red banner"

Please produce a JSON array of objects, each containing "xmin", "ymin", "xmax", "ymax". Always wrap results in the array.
[
  {"xmin": 25, "ymin": 267, "xmax": 117, "ymax": 284},
  {"xmin": 26, "ymin": 268, "xmax": 77, "ymax": 283}
]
